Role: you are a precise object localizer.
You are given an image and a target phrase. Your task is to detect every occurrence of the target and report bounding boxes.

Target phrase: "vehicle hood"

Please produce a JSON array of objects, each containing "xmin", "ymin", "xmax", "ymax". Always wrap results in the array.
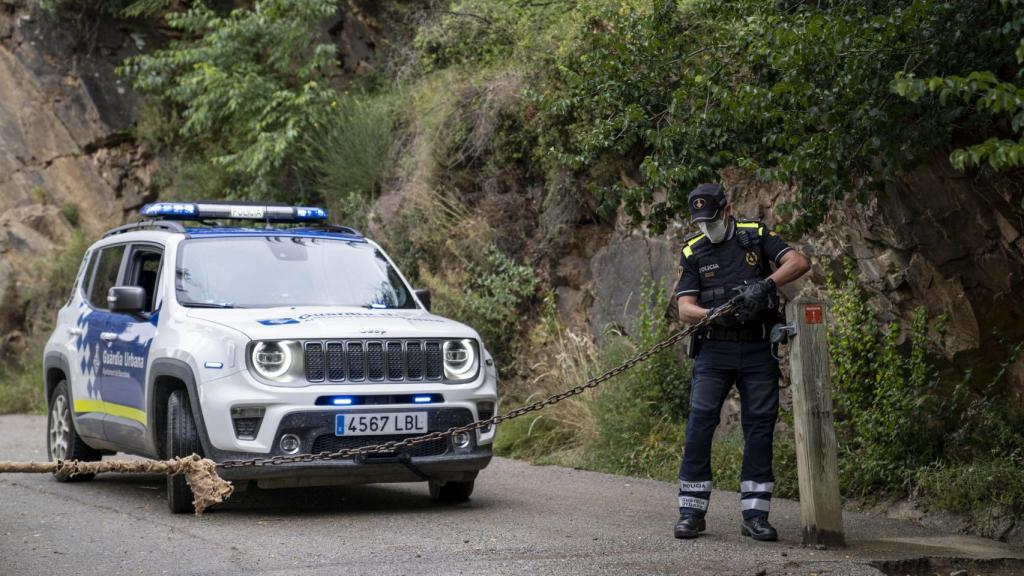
[{"xmin": 185, "ymin": 306, "xmax": 479, "ymax": 341}]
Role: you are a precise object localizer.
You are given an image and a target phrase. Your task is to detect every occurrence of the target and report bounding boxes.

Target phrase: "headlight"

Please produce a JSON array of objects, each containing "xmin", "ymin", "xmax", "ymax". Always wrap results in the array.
[
  {"xmin": 252, "ymin": 341, "xmax": 293, "ymax": 379},
  {"xmin": 443, "ymin": 339, "xmax": 479, "ymax": 381}
]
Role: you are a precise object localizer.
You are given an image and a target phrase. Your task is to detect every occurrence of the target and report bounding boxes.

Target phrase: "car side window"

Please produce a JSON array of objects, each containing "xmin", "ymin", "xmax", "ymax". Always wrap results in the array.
[
  {"xmin": 71, "ymin": 249, "xmax": 96, "ymax": 306},
  {"xmin": 125, "ymin": 246, "xmax": 163, "ymax": 313},
  {"xmin": 87, "ymin": 245, "xmax": 126, "ymax": 310}
]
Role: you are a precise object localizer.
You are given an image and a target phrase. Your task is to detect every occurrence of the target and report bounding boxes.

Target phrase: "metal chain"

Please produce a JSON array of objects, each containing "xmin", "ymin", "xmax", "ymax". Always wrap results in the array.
[{"xmin": 217, "ymin": 299, "xmax": 741, "ymax": 469}]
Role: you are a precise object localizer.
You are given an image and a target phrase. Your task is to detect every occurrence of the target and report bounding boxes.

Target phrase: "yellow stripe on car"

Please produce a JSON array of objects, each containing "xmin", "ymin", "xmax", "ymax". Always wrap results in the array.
[{"xmin": 74, "ymin": 398, "xmax": 147, "ymax": 426}]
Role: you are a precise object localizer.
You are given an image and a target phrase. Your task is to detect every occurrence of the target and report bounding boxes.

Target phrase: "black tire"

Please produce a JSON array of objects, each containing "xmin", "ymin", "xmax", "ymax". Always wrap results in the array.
[
  {"xmin": 429, "ymin": 479, "xmax": 474, "ymax": 503},
  {"xmin": 47, "ymin": 380, "xmax": 102, "ymax": 482},
  {"xmin": 166, "ymin": 389, "xmax": 201, "ymax": 514}
]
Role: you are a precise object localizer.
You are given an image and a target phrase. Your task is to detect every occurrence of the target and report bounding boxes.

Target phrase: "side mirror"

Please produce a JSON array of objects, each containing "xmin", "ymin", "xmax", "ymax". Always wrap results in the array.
[
  {"xmin": 108, "ymin": 286, "xmax": 147, "ymax": 314},
  {"xmin": 414, "ymin": 288, "xmax": 432, "ymax": 312}
]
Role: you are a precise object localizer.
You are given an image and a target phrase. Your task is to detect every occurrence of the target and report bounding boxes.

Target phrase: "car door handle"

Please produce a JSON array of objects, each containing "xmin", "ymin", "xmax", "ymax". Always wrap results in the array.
[{"xmin": 99, "ymin": 332, "xmax": 118, "ymax": 342}]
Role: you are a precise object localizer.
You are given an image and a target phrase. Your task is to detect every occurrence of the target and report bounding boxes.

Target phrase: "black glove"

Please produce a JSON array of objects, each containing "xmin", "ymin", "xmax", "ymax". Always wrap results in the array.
[{"xmin": 732, "ymin": 278, "xmax": 775, "ymax": 323}]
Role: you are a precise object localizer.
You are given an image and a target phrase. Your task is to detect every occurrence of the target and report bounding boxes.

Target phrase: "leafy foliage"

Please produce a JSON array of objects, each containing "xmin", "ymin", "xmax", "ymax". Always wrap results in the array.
[
  {"xmin": 121, "ymin": 0, "xmax": 341, "ymax": 200},
  {"xmin": 1, "ymin": 230, "xmax": 92, "ymax": 414},
  {"xmin": 827, "ymin": 261, "xmax": 945, "ymax": 492},
  {"xmin": 533, "ymin": 0, "xmax": 1017, "ymax": 232},
  {"xmin": 893, "ymin": 1, "xmax": 1024, "ymax": 171},
  {"xmin": 827, "ymin": 260, "xmax": 1024, "ymax": 507},
  {"xmin": 303, "ymin": 94, "xmax": 395, "ymax": 229},
  {"xmin": 31, "ymin": 0, "xmax": 175, "ymax": 18},
  {"xmin": 421, "ymin": 245, "xmax": 538, "ymax": 365}
]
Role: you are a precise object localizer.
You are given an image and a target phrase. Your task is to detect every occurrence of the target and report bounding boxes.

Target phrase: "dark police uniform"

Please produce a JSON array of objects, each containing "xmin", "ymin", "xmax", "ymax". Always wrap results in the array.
[{"xmin": 673, "ymin": 217, "xmax": 793, "ymax": 521}]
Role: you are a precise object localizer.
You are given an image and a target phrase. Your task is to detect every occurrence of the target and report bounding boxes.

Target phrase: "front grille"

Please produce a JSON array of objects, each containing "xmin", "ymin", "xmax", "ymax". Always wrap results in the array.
[
  {"xmin": 425, "ymin": 342, "xmax": 443, "ymax": 379},
  {"xmin": 347, "ymin": 342, "xmax": 365, "ymax": 380},
  {"xmin": 310, "ymin": 434, "xmax": 450, "ymax": 458},
  {"xmin": 305, "ymin": 342, "xmax": 325, "ymax": 381},
  {"xmin": 326, "ymin": 342, "xmax": 345, "ymax": 380},
  {"xmin": 406, "ymin": 342, "xmax": 423, "ymax": 379},
  {"xmin": 303, "ymin": 340, "xmax": 446, "ymax": 383},
  {"xmin": 367, "ymin": 342, "xmax": 384, "ymax": 380}
]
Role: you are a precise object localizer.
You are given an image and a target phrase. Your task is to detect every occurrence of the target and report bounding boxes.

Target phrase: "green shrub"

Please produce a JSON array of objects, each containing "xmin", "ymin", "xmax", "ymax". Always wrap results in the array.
[
  {"xmin": 120, "ymin": 0, "xmax": 341, "ymax": 200},
  {"xmin": 421, "ymin": 244, "xmax": 537, "ymax": 365},
  {"xmin": 827, "ymin": 261, "xmax": 946, "ymax": 494},
  {"xmin": 577, "ymin": 351, "xmax": 685, "ymax": 481},
  {"xmin": 0, "ymin": 357, "xmax": 45, "ymax": 414},
  {"xmin": 529, "ymin": 0, "xmax": 1018, "ymax": 233},
  {"xmin": 304, "ymin": 95, "xmax": 395, "ymax": 230},
  {"xmin": 499, "ymin": 276, "xmax": 696, "ymax": 483},
  {"xmin": 412, "ymin": 0, "xmax": 570, "ymax": 73},
  {"xmin": 827, "ymin": 259, "xmax": 1024, "ymax": 505},
  {"xmin": 59, "ymin": 200, "xmax": 79, "ymax": 228},
  {"xmin": 626, "ymin": 280, "xmax": 691, "ymax": 422},
  {"xmin": 0, "ymin": 231, "xmax": 90, "ymax": 414},
  {"xmin": 30, "ymin": 0, "xmax": 172, "ymax": 17},
  {"xmin": 916, "ymin": 456, "xmax": 1024, "ymax": 516}
]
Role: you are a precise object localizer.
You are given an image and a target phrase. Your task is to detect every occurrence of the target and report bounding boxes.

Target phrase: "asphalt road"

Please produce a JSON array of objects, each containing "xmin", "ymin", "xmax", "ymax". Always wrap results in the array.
[{"xmin": 1, "ymin": 415, "xmax": 1021, "ymax": 576}]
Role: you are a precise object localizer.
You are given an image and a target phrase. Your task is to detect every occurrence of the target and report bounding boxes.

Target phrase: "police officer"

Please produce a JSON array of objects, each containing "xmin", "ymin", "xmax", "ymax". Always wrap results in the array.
[{"xmin": 672, "ymin": 183, "xmax": 810, "ymax": 541}]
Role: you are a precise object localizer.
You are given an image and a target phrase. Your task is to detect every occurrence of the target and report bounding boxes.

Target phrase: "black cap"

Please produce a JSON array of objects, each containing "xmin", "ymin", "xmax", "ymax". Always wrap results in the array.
[{"xmin": 687, "ymin": 183, "xmax": 726, "ymax": 223}]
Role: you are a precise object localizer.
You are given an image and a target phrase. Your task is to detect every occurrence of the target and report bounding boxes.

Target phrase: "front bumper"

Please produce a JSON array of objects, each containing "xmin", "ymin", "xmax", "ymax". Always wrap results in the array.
[
  {"xmin": 207, "ymin": 407, "xmax": 493, "ymax": 486},
  {"xmin": 199, "ymin": 366, "xmax": 498, "ymax": 454},
  {"xmin": 217, "ymin": 450, "xmax": 492, "ymax": 488}
]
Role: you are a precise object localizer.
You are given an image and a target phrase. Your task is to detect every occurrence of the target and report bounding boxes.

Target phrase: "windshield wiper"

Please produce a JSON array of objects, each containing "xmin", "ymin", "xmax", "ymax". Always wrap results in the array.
[{"xmin": 181, "ymin": 301, "xmax": 240, "ymax": 309}]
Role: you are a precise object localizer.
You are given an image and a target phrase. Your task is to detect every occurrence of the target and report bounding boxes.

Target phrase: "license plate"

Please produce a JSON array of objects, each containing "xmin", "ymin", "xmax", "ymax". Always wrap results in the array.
[{"xmin": 335, "ymin": 412, "xmax": 428, "ymax": 436}]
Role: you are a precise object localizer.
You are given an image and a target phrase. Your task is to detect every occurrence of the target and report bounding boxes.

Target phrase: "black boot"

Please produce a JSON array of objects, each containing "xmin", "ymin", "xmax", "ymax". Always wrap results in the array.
[
  {"xmin": 673, "ymin": 515, "xmax": 706, "ymax": 539},
  {"xmin": 740, "ymin": 516, "xmax": 778, "ymax": 541}
]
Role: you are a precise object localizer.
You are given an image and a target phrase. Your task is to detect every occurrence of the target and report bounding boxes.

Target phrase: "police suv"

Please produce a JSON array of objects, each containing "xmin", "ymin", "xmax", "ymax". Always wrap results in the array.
[{"xmin": 43, "ymin": 202, "xmax": 497, "ymax": 513}]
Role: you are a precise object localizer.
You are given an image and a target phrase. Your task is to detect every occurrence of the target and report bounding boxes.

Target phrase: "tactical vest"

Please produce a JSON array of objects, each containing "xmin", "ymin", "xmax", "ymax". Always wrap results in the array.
[{"xmin": 685, "ymin": 220, "xmax": 779, "ymax": 327}]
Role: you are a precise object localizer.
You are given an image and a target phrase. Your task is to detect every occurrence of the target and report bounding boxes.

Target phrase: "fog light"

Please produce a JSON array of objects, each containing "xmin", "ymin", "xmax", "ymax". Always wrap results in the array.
[
  {"xmin": 279, "ymin": 433, "xmax": 301, "ymax": 454},
  {"xmin": 452, "ymin": 432, "xmax": 471, "ymax": 449}
]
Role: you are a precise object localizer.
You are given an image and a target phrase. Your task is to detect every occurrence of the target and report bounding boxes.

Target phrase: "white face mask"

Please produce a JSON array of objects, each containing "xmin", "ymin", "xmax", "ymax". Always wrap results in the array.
[{"xmin": 699, "ymin": 216, "xmax": 729, "ymax": 243}]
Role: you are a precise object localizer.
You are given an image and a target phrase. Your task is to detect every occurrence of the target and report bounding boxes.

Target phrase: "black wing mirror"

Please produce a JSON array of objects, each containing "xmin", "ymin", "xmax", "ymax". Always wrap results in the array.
[
  {"xmin": 108, "ymin": 286, "xmax": 147, "ymax": 314},
  {"xmin": 414, "ymin": 288, "xmax": 432, "ymax": 312}
]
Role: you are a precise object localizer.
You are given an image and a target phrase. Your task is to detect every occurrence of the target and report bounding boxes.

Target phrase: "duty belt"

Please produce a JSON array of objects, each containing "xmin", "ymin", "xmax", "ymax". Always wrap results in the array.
[{"xmin": 704, "ymin": 323, "xmax": 770, "ymax": 342}]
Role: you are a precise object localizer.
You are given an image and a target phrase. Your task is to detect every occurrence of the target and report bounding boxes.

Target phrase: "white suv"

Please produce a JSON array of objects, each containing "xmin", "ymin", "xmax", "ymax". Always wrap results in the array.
[{"xmin": 43, "ymin": 202, "xmax": 497, "ymax": 513}]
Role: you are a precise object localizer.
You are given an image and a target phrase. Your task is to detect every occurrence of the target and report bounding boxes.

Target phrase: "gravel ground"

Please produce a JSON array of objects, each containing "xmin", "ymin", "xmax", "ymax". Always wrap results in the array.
[{"xmin": 1, "ymin": 415, "xmax": 1021, "ymax": 576}]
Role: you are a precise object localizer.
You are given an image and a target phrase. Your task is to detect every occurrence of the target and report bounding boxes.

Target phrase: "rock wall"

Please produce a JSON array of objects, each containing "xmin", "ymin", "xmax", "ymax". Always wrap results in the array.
[
  {"xmin": 569, "ymin": 162, "xmax": 1024, "ymax": 395},
  {"xmin": 0, "ymin": 3, "xmax": 155, "ymax": 356}
]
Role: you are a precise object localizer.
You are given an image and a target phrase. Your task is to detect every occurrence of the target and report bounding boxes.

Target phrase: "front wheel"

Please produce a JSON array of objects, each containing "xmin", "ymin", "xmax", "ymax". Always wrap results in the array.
[
  {"xmin": 166, "ymin": 389, "xmax": 201, "ymax": 514},
  {"xmin": 429, "ymin": 479, "xmax": 474, "ymax": 503},
  {"xmin": 47, "ymin": 380, "xmax": 101, "ymax": 482}
]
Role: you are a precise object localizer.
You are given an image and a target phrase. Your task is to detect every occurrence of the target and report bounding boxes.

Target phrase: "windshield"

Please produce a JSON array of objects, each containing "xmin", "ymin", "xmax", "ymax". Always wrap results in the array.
[{"xmin": 175, "ymin": 236, "xmax": 416, "ymax": 309}]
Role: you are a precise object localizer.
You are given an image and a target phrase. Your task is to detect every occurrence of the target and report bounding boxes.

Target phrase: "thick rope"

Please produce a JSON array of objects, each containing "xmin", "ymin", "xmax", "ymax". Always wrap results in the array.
[{"xmin": 0, "ymin": 455, "xmax": 232, "ymax": 516}]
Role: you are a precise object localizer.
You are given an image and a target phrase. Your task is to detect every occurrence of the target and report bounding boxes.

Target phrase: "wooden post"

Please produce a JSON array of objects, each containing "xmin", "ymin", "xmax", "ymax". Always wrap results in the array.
[{"xmin": 787, "ymin": 298, "xmax": 845, "ymax": 547}]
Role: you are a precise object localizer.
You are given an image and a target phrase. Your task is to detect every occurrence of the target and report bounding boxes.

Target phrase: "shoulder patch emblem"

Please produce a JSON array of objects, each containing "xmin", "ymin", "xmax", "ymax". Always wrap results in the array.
[{"xmin": 745, "ymin": 251, "xmax": 759, "ymax": 267}]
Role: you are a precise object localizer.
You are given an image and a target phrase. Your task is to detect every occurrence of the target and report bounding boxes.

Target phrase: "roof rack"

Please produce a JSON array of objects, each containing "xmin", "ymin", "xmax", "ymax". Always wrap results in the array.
[
  {"xmin": 308, "ymin": 223, "xmax": 362, "ymax": 237},
  {"xmin": 102, "ymin": 220, "xmax": 186, "ymax": 238}
]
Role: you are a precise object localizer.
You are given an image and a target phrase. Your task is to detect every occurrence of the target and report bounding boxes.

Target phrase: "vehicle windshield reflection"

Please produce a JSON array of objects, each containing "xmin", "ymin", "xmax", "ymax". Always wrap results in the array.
[{"xmin": 175, "ymin": 237, "xmax": 415, "ymax": 309}]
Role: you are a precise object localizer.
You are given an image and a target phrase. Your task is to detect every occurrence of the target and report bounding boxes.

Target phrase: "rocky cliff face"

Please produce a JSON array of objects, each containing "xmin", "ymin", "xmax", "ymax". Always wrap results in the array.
[
  {"xmin": 0, "ymin": 3, "xmax": 155, "ymax": 356},
  {"xmin": 565, "ymin": 161, "xmax": 1024, "ymax": 395}
]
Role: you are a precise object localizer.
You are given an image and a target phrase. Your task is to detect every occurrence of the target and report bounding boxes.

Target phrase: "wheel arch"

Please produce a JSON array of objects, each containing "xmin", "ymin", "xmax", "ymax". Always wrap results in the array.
[
  {"xmin": 43, "ymin": 352, "xmax": 71, "ymax": 407},
  {"xmin": 146, "ymin": 358, "xmax": 213, "ymax": 459}
]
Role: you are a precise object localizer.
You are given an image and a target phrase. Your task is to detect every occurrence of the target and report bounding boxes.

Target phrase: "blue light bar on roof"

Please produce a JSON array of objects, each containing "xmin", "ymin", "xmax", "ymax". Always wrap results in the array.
[
  {"xmin": 142, "ymin": 203, "xmax": 197, "ymax": 218},
  {"xmin": 140, "ymin": 202, "xmax": 329, "ymax": 223}
]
